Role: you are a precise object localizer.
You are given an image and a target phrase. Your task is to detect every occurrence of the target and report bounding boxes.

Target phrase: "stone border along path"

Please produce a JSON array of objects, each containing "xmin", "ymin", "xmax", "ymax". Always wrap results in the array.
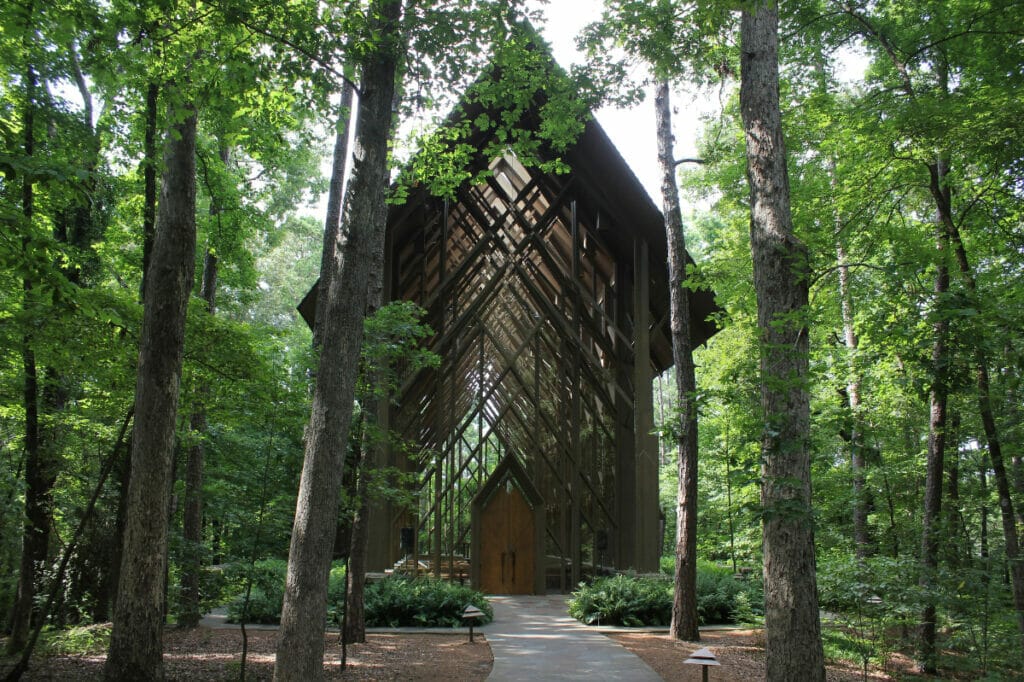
[{"xmin": 481, "ymin": 594, "xmax": 662, "ymax": 681}]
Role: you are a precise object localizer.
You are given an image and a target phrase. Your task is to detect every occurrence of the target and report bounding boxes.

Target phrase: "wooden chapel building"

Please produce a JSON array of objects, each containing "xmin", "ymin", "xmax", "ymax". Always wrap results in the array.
[{"xmin": 300, "ymin": 73, "xmax": 718, "ymax": 594}]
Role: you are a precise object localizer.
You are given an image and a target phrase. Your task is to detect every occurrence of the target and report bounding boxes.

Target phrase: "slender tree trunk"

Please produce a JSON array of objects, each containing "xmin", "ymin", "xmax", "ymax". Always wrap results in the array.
[
  {"xmin": 178, "ymin": 142, "xmax": 228, "ymax": 628},
  {"xmin": 738, "ymin": 5, "xmax": 825, "ymax": 679},
  {"xmin": 8, "ymin": 55, "xmax": 43, "ymax": 656},
  {"xmin": 344, "ymin": 86, "xmax": 396, "ymax": 642},
  {"xmin": 655, "ymin": 80, "xmax": 699, "ymax": 642},
  {"xmin": 937, "ymin": 184, "xmax": 1024, "ymax": 643},
  {"xmin": 314, "ymin": 80, "xmax": 355, "ymax": 350},
  {"xmin": 836, "ymin": 238, "xmax": 870, "ymax": 557},
  {"xmin": 178, "ymin": 241, "xmax": 218, "ymax": 628},
  {"xmin": 274, "ymin": 4, "xmax": 402, "ymax": 679},
  {"xmin": 109, "ymin": 82, "xmax": 162, "ymax": 618},
  {"xmin": 344, "ymin": 420, "xmax": 372, "ymax": 646},
  {"xmin": 946, "ymin": 412, "xmax": 962, "ymax": 568},
  {"xmin": 104, "ymin": 99, "xmax": 198, "ymax": 681},
  {"xmin": 141, "ymin": 82, "xmax": 160, "ymax": 299},
  {"xmin": 918, "ymin": 160, "xmax": 952, "ymax": 674}
]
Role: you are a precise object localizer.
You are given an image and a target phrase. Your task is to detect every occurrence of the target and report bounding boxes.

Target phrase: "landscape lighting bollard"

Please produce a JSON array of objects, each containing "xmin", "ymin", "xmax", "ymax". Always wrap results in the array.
[
  {"xmin": 683, "ymin": 647, "xmax": 720, "ymax": 682},
  {"xmin": 462, "ymin": 604, "xmax": 485, "ymax": 643}
]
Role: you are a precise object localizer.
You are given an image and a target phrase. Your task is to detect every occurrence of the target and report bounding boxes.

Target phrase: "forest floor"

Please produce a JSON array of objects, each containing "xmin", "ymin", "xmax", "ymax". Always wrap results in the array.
[{"xmin": 1, "ymin": 625, "xmax": 929, "ymax": 680}]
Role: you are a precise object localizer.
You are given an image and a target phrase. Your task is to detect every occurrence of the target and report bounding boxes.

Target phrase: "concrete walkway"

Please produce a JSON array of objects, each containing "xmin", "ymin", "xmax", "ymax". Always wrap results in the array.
[{"xmin": 481, "ymin": 594, "xmax": 661, "ymax": 681}]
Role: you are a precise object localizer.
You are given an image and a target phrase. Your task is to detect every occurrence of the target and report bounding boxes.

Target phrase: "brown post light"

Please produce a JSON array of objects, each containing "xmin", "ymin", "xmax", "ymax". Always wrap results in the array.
[
  {"xmin": 462, "ymin": 604, "xmax": 485, "ymax": 643},
  {"xmin": 683, "ymin": 647, "xmax": 720, "ymax": 682}
]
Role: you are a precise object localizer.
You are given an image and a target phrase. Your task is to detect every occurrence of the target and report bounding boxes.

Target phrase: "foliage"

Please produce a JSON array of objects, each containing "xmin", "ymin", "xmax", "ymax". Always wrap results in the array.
[
  {"xmin": 224, "ymin": 560, "xmax": 348, "ymax": 625},
  {"xmin": 569, "ymin": 566, "xmax": 760, "ymax": 627},
  {"xmin": 360, "ymin": 576, "xmax": 493, "ymax": 629},
  {"xmin": 35, "ymin": 624, "xmax": 112, "ymax": 657},
  {"xmin": 569, "ymin": 574, "xmax": 672, "ymax": 627}
]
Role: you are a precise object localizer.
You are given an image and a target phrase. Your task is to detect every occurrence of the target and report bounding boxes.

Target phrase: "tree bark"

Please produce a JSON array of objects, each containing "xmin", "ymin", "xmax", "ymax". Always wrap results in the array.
[
  {"xmin": 344, "ymin": 418, "xmax": 372, "ymax": 646},
  {"xmin": 177, "ymin": 243, "xmax": 218, "ymax": 628},
  {"xmin": 314, "ymin": 80, "xmax": 356, "ymax": 350},
  {"xmin": 936, "ymin": 184, "xmax": 1024, "ymax": 644},
  {"xmin": 8, "ymin": 56, "xmax": 43, "ymax": 656},
  {"xmin": 103, "ymin": 100, "xmax": 198, "ymax": 682},
  {"xmin": 654, "ymin": 80, "xmax": 699, "ymax": 642},
  {"xmin": 918, "ymin": 160, "xmax": 952, "ymax": 674},
  {"xmin": 738, "ymin": 4, "xmax": 825, "ymax": 680},
  {"xmin": 836, "ymin": 238, "xmax": 870, "ymax": 557},
  {"xmin": 141, "ymin": 82, "xmax": 160, "ymax": 299},
  {"xmin": 274, "ymin": 3, "xmax": 402, "ymax": 679},
  {"xmin": 178, "ymin": 142, "xmax": 227, "ymax": 628}
]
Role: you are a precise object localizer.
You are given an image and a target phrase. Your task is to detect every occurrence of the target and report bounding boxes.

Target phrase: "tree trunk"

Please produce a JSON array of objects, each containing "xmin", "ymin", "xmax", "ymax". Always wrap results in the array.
[
  {"xmin": 8, "ymin": 56, "xmax": 43, "ymax": 656},
  {"xmin": 836, "ymin": 238, "xmax": 870, "ymax": 557},
  {"xmin": 738, "ymin": 5, "xmax": 825, "ymax": 680},
  {"xmin": 314, "ymin": 80, "xmax": 355, "ymax": 350},
  {"xmin": 918, "ymin": 160, "xmax": 952, "ymax": 674},
  {"xmin": 178, "ymin": 141, "xmax": 227, "ymax": 628},
  {"xmin": 343, "ymin": 421, "xmax": 372, "ymax": 646},
  {"xmin": 274, "ymin": 3, "xmax": 402, "ymax": 679},
  {"xmin": 103, "ymin": 100, "xmax": 198, "ymax": 682},
  {"xmin": 937, "ymin": 181, "xmax": 1024, "ymax": 643},
  {"xmin": 654, "ymin": 80, "xmax": 699, "ymax": 642},
  {"xmin": 140, "ymin": 82, "xmax": 160, "ymax": 299},
  {"xmin": 942, "ymin": 225, "xmax": 1024, "ymax": 647},
  {"xmin": 178, "ymin": 242, "xmax": 218, "ymax": 628},
  {"xmin": 945, "ymin": 412, "xmax": 962, "ymax": 568}
]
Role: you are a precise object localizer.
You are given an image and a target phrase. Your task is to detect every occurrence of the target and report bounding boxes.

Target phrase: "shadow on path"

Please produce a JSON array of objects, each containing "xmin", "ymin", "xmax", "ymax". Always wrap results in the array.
[{"xmin": 482, "ymin": 594, "xmax": 661, "ymax": 681}]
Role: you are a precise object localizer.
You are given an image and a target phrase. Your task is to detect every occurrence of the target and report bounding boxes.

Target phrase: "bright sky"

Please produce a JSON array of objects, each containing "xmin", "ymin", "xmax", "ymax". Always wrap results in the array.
[{"xmin": 530, "ymin": 1, "xmax": 715, "ymax": 207}]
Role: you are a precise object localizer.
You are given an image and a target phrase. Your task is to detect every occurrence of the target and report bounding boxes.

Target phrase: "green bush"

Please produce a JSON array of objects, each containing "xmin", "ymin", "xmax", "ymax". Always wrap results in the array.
[
  {"xmin": 568, "ymin": 574, "xmax": 673, "ymax": 626},
  {"xmin": 361, "ymin": 575, "xmax": 493, "ymax": 628},
  {"xmin": 225, "ymin": 559, "xmax": 289, "ymax": 624},
  {"xmin": 695, "ymin": 560, "xmax": 761, "ymax": 624},
  {"xmin": 569, "ymin": 563, "xmax": 762, "ymax": 627},
  {"xmin": 226, "ymin": 568, "xmax": 490, "ymax": 628},
  {"xmin": 225, "ymin": 559, "xmax": 347, "ymax": 624},
  {"xmin": 36, "ymin": 624, "xmax": 111, "ymax": 656}
]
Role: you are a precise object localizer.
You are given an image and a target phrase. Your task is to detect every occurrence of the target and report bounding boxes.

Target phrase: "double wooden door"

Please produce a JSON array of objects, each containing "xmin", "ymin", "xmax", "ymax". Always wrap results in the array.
[{"xmin": 479, "ymin": 482, "xmax": 536, "ymax": 594}]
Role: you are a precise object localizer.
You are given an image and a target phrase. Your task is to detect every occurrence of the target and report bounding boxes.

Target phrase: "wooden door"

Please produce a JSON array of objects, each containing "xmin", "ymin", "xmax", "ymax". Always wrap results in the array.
[{"xmin": 479, "ymin": 482, "xmax": 536, "ymax": 594}]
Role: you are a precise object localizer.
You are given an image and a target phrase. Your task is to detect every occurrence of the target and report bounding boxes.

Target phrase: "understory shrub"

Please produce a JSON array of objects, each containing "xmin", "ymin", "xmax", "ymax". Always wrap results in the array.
[
  {"xmin": 569, "ymin": 562, "xmax": 761, "ymax": 627},
  {"xmin": 226, "ymin": 559, "xmax": 347, "ymax": 624},
  {"xmin": 568, "ymin": 574, "xmax": 672, "ymax": 626},
  {"xmin": 360, "ymin": 575, "xmax": 493, "ymax": 628},
  {"xmin": 226, "ymin": 569, "xmax": 490, "ymax": 628}
]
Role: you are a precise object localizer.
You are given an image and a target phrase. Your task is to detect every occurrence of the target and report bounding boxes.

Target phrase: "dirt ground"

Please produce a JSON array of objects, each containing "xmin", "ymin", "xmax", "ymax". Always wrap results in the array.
[
  {"xmin": 2, "ymin": 629, "xmax": 493, "ymax": 681},
  {"xmin": 609, "ymin": 629, "xmax": 889, "ymax": 681},
  {"xmin": 3, "ymin": 626, "xmax": 908, "ymax": 681}
]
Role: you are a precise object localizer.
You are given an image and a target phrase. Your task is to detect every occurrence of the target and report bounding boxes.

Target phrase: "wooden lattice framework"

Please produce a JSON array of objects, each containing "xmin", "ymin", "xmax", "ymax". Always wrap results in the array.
[{"xmin": 301, "ymin": 106, "xmax": 717, "ymax": 592}]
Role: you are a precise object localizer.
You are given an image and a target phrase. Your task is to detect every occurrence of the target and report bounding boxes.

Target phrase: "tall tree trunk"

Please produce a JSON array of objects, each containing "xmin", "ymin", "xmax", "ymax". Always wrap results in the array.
[
  {"xmin": 103, "ymin": 99, "xmax": 198, "ymax": 682},
  {"xmin": 274, "ymin": 3, "xmax": 402, "ymax": 679},
  {"xmin": 177, "ymin": 243, "xmax": 218, "ymax": 628},
  {"xmin": 836, "ymin": 238, "xmax": 870, "ymax": 557},
  {"xmin": 140, "ymin": 82, "xmax": 160, "ymax": 299},
  {"xmin": 8, "ymin": 57, "xmax": 42, "ymax": 655},
  {"xmin": 655, "ymin": 80, "xmax": 699, "ymax": 642},
  {"xmin": 178, "ymin": 143, "xmax": 227, "ymax": 628},
  {"xmin": 937, "ymin": 182, "xmax": 1024, "ymax": 643},
  {"xmin": 343, "ymin": 453, "xmax": 371, "ymax": 645},
  {"xmin": 109, "ymin": 82, "xmax": 162, "ymax": 619},
  {"xmin": 314, "ymin": 81, "xmax": 355, "ymax": 350},
  {"xmin": 918, "ymin": 159, "xmax": 953, "ymax": 674},
  {"xmin": 945, "ymin": 412, "xmax": 962, "ymax": 568},
  {"xmin": 738, "ymin": 5, "xmax": 825, "ymax": 679}
]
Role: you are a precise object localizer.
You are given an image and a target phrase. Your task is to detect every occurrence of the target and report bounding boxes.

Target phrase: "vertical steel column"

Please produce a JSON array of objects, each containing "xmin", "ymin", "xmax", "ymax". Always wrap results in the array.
[
  {"xmin": 570, "ymin": 200, "xmax": 583, "ymax": 587},
  {"xmin": 632, "ymin": 239, "xmax": 658, "ymax": 572}
]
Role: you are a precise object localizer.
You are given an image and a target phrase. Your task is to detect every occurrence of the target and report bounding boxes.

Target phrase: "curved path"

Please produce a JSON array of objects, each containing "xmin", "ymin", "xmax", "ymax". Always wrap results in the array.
[{"xmin": 481, "ymin": 594, "xmax": 661, "ymax": 681}]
